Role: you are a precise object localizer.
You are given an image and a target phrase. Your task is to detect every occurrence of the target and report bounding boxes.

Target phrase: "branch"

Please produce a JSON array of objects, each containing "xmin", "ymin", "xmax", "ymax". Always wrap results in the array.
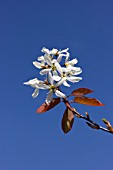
[{"xmin": 63, "ymin": 99, "xmax": 113, "ymax": 134}]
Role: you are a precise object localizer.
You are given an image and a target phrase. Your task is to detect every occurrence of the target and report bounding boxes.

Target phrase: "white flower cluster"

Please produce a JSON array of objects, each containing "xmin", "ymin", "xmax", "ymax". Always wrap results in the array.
[{"xmin": 24, "ymin": 47, "xmax": 82, "ymax": 104}]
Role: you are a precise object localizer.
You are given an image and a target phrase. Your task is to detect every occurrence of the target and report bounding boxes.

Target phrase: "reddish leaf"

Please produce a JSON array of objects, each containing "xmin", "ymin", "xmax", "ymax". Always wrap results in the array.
[
  {"xmin": 36, "ymin": 98, "xmax": 61, "ymax": 113},
  {"xmin": 74, "ymin": 96, "xmax": 105, "ymax": 106},
  {"xmin": 62, "ymin": 107, "xmax": 74, "ymax": 134},
  {"xmin": 71, "ymin": 88, "xmax": 93, "ymax": 96}
]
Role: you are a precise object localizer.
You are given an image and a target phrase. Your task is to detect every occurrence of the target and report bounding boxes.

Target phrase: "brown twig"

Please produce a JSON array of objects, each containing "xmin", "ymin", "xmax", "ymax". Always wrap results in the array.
[{"xmin": 63, "ymin": 98, "xmax": 113, "ymax": 134}]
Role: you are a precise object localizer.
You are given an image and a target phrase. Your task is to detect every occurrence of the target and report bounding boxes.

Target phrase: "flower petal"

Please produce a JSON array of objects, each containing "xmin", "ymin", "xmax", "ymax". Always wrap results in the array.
[
  {"xmin": 57, "ymin": 55, "xmax": 62, "ymax": 63},
  {"xmin": 59, "ymin": 48, "xmax": 69, "ymax": 54},
  {"xmin": 51, "ymin": 48, "xmax": 58, "ymax": 55},
  {"xmin": 53, "ymin": 70, "xmax": 58, "ymax": 76},
  {"xmin": 23, "ymin": 78, "xmax": 39, "ymax": 87},
  {"xmin": 23, "ymin": 81, "xmax": 29, "ymax": 85},
  {"xmin": 32, "ymin": 88, "xmax": 39, "ymax": 98},
  {"xmin": 53, "ymin": 75, "xmax": 61, "ymax": 81},
  {"xmin": 67, "ymin": 65, "xmax": 82, "ymax": 72},
  {"xmin": 46, "ymin": 90, "xmax": 53, "ymax": 104},
  {"xmin": 67, "ymin": 76, "xmax": 82, "ymax": 83},
  {"xmin": 41, "ymin": 47, "xmax": 50, "ymax": 54},
  {"xmin": 44, "ymin": 55, "xmax": 52, "ymax": 66},
  {"xmin": 68, "ymin": 58, "xmax": 78, "ymax": 65},
  {"xmin": 37, "ymin": 56, "xmax": 45, "ymax": 61},
  {"xmin": 55, "ymin": 62, "xmax": 63, "ymax": 75},
  {"xmin": 55, "ymin": 90, "xmax": 66, "ymax": 98},
  {"xmin": 48, "ymin": 72, "xmax": 54, "ymax": 85},
  {"xmin": 56, "ymin": 77, "xmax": 67, "ymax": 87},
  {"xmin": 71, "ymin": 69, "xmax": 82, "ymax": 75},
  {"xmin": 33, "ymin": 61, "xmax": 42, "ymax": 69},
  {"xmin": 38, "ymin": 83, "xmax": 50, "ymax": 90},
  {"xmin": 63, "ymin": 81, "xmax": 70, "ymax": 87},
  {"xmin": 52, "ymin": 71, "xmax": 61, "ymax": 81},
  {"xmin": 72, "ymin": 66, "xmax": 82, "ymax": 72},
  {"xmin": 62, "ymin": 67, "xmax": 69, "ymax": 73},
  {"xmin": 40, "ymin": 68, "xmax": 51, "ymax": 75}
]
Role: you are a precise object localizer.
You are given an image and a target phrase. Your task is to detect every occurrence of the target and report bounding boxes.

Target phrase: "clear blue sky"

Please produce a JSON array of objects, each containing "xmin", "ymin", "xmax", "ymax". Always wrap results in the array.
[{"xmin": 0, "ymin": 0, "xmax": 113, "ymax": 169}]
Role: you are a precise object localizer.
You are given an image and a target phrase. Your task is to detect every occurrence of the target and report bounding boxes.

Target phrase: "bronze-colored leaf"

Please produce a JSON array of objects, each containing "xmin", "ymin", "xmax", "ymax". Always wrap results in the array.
[
  {"xmin": 74, "ymin": 96, "xmax": 105, "ymax": 106},
  {"xmin": 36, "ymin": 98, "xmax": 61, "ymax": 113},
  {"xmin": 71, "ymin": 88, "xmax": 93, "ymax": 96},
  {"xmin": 61, "ymin": 107, "xmax": 74, "ymax": 134}
]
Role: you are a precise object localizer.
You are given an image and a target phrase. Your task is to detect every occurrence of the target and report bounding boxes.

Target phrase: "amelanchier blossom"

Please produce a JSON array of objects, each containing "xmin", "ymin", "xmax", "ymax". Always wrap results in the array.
[
  {"xmin": 24, "ymin": 47, "xmax": 82, "ymax": 104},
  {"xmin": 23, "ymin": 78, "xmax": 47, "ymax": 98},
  {"xmin": 42, "ymin": 72, "xmax": 66, "ymax": 104}
]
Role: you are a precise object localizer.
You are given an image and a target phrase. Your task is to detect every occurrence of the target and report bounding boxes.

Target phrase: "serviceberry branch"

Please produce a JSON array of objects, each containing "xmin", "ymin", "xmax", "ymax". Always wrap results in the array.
[{"xmin": 24, "ymin": 47, "xmax": 113, "ymax": 135}]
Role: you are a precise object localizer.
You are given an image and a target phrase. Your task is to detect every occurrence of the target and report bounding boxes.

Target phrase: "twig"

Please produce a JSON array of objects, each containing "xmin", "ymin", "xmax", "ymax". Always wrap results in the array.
[{"xmin": 63, "ymin": 98, "xmax": 113, "ymax": 134}]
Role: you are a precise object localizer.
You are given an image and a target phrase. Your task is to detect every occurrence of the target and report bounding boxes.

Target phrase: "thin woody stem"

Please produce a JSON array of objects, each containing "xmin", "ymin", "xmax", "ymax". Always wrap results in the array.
[
  {"xmin": 63, "ymin": 98, "xmax": 113, "ymax": 134},
  {"xmin": 74, "ymin": 109, "xmax": 112, "ymax": 133}
]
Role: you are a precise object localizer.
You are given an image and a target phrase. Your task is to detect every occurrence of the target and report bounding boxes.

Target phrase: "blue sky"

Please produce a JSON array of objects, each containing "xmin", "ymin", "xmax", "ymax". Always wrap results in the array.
[{"xmin": 0, "ymin": 0, "xmax": 113, "ymax": 169}]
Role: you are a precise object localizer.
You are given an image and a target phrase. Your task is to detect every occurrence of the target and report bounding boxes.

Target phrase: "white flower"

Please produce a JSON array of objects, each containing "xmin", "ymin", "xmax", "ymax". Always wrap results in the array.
[
  {"xmin": 41, "ymin": 72, "xmax": 67, "ymax": 104},
  {"xmin": 33, "ymin": 47, "xmax": 63, "ymax": 75},
  {"xmin": 53, "ymin": 63, "xmax": 82, "ymax": 87},
  {"xmin": 64, "ymin": 57, "xmax": 82, "ymax": 73},
  {"xmin": 39, "ymin": 58, "xmax": 63, "ymax": 75},
  {"xmin": 24, "ymin": 47, "xmax": 83, "ymax": 102},
  {"xmin": 23, "ymin": 78, "xmax": 47, "ymax": 98}
]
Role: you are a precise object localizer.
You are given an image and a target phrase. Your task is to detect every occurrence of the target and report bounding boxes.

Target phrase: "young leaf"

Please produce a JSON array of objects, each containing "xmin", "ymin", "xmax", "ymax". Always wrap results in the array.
[
  {"xmin": 74, "ymin": 96, "xmax": 105, "ymax": 106},
  {"xmin": 71, "ymin": 88, "xmax": 93, "ymax": 96},
  {"xmin": 102, "ymin": 118, "xmax": 113, "ymax": 133},
  {"xmin": 61, "ymin": 107, "xmax": 74, "ymax": 134},
  {"xmin": 36, "ymin": 98, "xmax": 61, "ymax": 113}
]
